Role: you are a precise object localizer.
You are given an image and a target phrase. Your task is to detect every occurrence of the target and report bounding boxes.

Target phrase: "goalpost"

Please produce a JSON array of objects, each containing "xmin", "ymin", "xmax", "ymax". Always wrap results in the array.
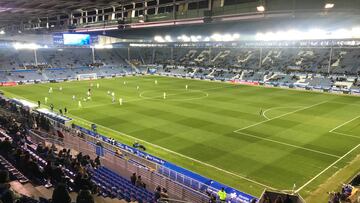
[{"xmin": 76, "ymin": 73, "xmax": 97, "ymax": 80}]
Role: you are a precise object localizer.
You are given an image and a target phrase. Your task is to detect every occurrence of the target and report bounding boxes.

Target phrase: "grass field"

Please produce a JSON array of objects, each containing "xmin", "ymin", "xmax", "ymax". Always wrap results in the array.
[{"xmin": 1, "ymin": 75, "xmax": 360, "ymax": 200}]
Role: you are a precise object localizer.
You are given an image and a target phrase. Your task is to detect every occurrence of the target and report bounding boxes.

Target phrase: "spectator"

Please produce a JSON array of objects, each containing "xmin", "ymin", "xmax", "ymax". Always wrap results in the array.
[
  {"xmin": 250, "ymin": 198, "xmax": 257, "ymax": 203},
  {"xmin": 154, "ymin": 186, "xmax": 161, "ymax": 201},
  {"xmin": 160, "ymin": 188, "xmax": 169, "ymax": 200},
  {"xmin": 0, "ymin": 138, "xmax": 12, "ymax": 153},
  {"xmin": 274, "ymin": 195, "xmax": 283, "ymax": 203},
  {"xmin": 129, "ymin": 196, "xmax": 139, "ymax": 203},
  {"xmin": 284, "ymin": 194, "xmax": 292, "ymax": 203},
  {"xmin": 51, "ymin": 184, "xmax": 71, "ymax": 203},
  {"xmin": 130, "ymin": 173, "xmax": 137, "ymax": 185},
  {"xmin": 209, "ymin": 193, "xmax": 216, "ymax": 203},
  {"xmin": 76, "ymin": 189, "xmax": 94, "ymax": 203},
  {"xmin": 0, "ymin": 170, "xmax": 20, "ymax": 203},
  {"xmin": 94, "ymin": 156, "xmax": 101, "ymax": 168},
  {"xmin": 262, "ymin": 194, "xmax": 271, "ymax": 203},
  {"xmin": 136, "ymin": 175, "xmax": 143, "ymax": 188},
  {"xmin": 115, "ymin": 148, "xmax": 122, "ymax": 157},
  {"xmin": 217, "ymin": 188, "xmax": 227, "ymax": 203}
]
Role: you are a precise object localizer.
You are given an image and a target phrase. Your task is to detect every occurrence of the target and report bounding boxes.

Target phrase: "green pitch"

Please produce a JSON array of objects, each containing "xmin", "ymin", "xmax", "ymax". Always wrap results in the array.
[{"xmin": 1, "ymin": 75, "xmax": 360, "ymax": 198}]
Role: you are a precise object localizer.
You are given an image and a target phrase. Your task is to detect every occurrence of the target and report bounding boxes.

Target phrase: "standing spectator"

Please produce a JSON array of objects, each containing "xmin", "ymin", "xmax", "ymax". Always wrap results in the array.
[
  {"xmin": 130, "ymin": 173, "xmax": 137, "ymax": 185},
  {"xmin": 51, "ymin": 183, "xmax": 71, "ymax": 203},
  {"xmin": 94, "ymin": 156, "xmax": 101, "ymax": 168},
  {"xmin": 217, "ymin": 188, "xmax": 227, "ymax": 203}
]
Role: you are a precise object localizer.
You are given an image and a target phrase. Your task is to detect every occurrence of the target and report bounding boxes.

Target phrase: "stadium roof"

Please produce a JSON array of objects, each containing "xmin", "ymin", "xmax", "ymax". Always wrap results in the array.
[
  {"xmin": 1, "ymin": 0, "xmax": 360, "ymax": 35},
  {"xmin": 0, "ymin": 0, "xmax": 119, "ymax": 24}
]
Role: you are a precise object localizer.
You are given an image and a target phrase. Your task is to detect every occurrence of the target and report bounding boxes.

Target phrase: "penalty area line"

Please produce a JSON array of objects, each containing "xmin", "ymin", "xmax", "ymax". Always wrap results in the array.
[
  {"xmin": 329, "ymin": 115, "xmax": 360, "ymax": 133},
  {"xmin": 262, "ymin": 106, "xmax": 305, "ymax": 120},
  {"xmin": 295, "ymin": 143, "xmax": 360, "ymax": 193},
  {"xmin": 68, "ymin": 113, "xmax": 277, "ymax": 191},
  {"xmin": 234, "ymin": 100, "xmax": 328, "ymax": 133},
  {"xmin": 234, "ymin": 131, "xmax": 340, "ymax": 158}
]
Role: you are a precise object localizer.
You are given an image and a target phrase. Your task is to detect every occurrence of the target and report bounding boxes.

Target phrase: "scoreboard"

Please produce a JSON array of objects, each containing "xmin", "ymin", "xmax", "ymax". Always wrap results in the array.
[{"xmin": 53, "ymin": 33, "xmax": 98, "ymax": 46}]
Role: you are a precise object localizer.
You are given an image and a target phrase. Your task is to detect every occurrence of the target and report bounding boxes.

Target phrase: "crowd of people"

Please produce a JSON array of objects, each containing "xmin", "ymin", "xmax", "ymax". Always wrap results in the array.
[
  {"xmin": 0, "ymin": 111, "xmax": 101, "ymax": 203},
  {"xmin": 328, "ymin": 184, "xmax": 359, "ymax": 203},
  {"xmin": 0, "ymin": 97, "xmax": 175, "ymax": 203}
]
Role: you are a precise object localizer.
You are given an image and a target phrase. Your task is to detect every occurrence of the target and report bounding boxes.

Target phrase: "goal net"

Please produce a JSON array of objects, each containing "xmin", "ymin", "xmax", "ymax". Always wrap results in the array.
[{"xmin": 76, "ymin": 73, "xmax": 97, "ymax": 80}]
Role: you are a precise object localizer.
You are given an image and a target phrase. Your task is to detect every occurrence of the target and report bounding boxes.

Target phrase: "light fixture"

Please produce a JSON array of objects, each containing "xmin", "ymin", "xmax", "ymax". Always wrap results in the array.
[
  {"xmin": 324, "ymin": 3, "xmax": 334, "ymax": 9},
  {"xmin": 257, "ymin": 5, "xmax": 265, "ymax": 12},
  {"xmin": 0, "ymin": 30, "xmax": 5, "ymax": 35}
]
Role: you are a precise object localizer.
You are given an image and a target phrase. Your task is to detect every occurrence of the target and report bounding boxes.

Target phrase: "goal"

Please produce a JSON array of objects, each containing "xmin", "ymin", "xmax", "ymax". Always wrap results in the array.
[{"xmin": 76, "ymin": 73, "xmax": 97, "ymax": 80}]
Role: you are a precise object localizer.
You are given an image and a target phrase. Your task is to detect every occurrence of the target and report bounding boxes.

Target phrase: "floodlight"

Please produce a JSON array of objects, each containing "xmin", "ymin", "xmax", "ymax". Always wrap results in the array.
[
  {"xmin": 154, "ymin": 35, "xmax": 165, "ymax": 42},
  {"xmin": 257, "ymin": 5, "xmax": 265, "ymax": 12},
  {"xmin": 211, "ymin": 33, "xmax": 222, "ymax": 41},
  {"xmin": 164, "ymin": 35, "xmax": 172, "ymax": 42},
  {"xmin": 324, "ymin": 3, "xmax": 334, "ymax": 9},
  {"xmin": 204, "ymin": 37, "xmax": 210, "ymax": 42},
  {"xmin": 13, "ymin": 43, "xmax": 40, "ymax": 50},
  {"xmin": 94, "ymin": 44, "xmax": 113, "ymax": 49},
  {"xmin": 233, "ymin": 33, "xmax": 240, "ymax": 39},
  {"xmin": 0, "ymin": 30, "xmax": 5, "ymax": 35}
]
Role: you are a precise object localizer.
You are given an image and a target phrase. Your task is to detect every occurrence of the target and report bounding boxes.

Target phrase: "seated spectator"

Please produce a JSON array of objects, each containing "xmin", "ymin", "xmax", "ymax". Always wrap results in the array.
[
  {"xmin": 135, "ymin": 175, "xmax": 145, "ymax": 188},
  {"xmin": 76, "ymin": 189, "xmax": 94, "ymax": 203},
  {"xmin": 51, "ymin": 184, "xmax": 71, "ymax": 203},
  {"xmin": 284, "ymin": 194, "xmax": 292, "ymax": 203},
  {"xmin": 274, "ymin": 195, "xmax": 283, "ymax": 203},
  {"xmin": 0, "ymin": 138, "xmax": 12, "ymax": 153},
  {"xmin": 209, "ymin": 193, "xmax": 216, "ymax": 203},
  {"xmin": 160, "ymin": 188, "xmax": 169, "ymax": 200},
  {"xmin": 115, "ymin": 148, "xmax": 122, "ymax": 157},
  {"xmin": 154, "ymin": 186, "xmax": 161, "ymax": 201},
  {"xmin": 129, "ymin": 196, "xmax": 139, "ymax": 203},
  {"xmin": 0, "ymin": 170, "xmax": 20, "ymax": 203}
]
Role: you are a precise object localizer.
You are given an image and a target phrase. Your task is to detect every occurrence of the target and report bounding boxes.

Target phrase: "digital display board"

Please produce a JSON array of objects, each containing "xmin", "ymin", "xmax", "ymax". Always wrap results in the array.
[{"xmin": 63, "ymin": 34, "xmax": 91, "ymax": 46}]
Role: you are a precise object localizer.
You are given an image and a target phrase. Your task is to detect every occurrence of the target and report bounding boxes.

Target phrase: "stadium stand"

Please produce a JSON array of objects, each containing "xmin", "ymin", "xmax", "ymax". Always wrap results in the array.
[
  {"xmin": 0, "ymin": 96, "xmax": 217, "ymax": 203},
  {"xmin": 1, "ymin": 45, "xmax": 360, "ymax": 95}
]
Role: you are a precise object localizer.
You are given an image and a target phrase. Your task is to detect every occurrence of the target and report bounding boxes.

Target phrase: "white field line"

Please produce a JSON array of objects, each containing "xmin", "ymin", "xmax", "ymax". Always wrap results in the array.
[
  {"xmin": 234, "ymin": 100, "xmax": 328, "ymax": 133},
  {"xmin": 329, "ymin": 115, "xmax": 360, "ymax": 133},
  {"xmin": 48, "ymin": 82, "xmax": 235, "ymax": 111},
  {"xmin": 3, "ymin": 89, "xmax": 277, "ymax": 190},
  {"xmin": 68, "ymin": 113, "xmax": 277, "ymax": 190},
  {"xmin": 295, "ymin": 143, "xmax": 360, "ymax": 193},
  {"xmin": 234, "ymin": 131, "xmax": 341, "ymax": 158},
  {"xmin": 262, "ymin": 106, "xmax": 304, "ymax": 120},
  {"xmin": 330, "ymin": 131, "xmax": 360, "ymax": 140}
]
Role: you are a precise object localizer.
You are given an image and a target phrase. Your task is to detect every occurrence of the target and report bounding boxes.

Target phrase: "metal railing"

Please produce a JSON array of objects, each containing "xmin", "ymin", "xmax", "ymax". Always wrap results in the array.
[{"xmin": 26, "ymin": 125, "xmax": 211, "ymax": 203}]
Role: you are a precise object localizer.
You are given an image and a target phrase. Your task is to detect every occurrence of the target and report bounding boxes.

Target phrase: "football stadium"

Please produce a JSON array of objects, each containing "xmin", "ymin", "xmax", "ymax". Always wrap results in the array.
[{"xmin": 0, "ymin": 0, "xmax": 359, "ymax": 203}]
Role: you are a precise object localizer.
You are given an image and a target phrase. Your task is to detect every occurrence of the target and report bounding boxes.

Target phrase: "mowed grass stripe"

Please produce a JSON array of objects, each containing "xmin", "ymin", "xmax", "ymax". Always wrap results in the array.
[{"xmin": 1, "ymin": 75, "xmax": 360, "ymax": 196}]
